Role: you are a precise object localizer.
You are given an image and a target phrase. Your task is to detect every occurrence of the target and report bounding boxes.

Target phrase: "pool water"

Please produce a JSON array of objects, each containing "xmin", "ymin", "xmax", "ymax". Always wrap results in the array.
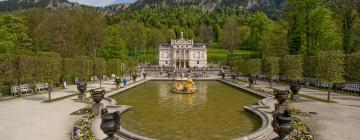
[{"xmin": 111, "ymin": 81, "xmax": 261, "ymax": 140}]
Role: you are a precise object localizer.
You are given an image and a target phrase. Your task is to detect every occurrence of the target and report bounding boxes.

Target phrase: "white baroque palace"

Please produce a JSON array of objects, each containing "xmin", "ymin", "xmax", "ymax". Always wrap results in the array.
[{"xmin": 159, "ymin": 32, "xmax": 207, "ymax": 69}]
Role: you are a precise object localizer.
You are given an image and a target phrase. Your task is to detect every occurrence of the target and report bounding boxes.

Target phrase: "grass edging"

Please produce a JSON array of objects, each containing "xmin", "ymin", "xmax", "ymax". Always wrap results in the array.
[
  {"xmin": 43, "ymin": 93, "xmax": 78, "ymax": 103},
  {"xmin": 299, "ymin": 94, "xmax": 337, "ymax": 103}
]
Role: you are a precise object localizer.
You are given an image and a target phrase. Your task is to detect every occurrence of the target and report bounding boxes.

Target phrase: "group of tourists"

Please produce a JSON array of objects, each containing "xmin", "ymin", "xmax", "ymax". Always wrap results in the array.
[{"xmin": 114, "ymin": 77, "xmax": 127, "ymax": 89}]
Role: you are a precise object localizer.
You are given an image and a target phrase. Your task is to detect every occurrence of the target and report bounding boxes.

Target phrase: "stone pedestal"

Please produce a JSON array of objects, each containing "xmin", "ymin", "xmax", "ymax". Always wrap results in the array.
[
  {"xmin": 78, "ymin": 93, "xmax": 86, "ymax": 102},
  {"xmin": 275, "ymin": 104, "xmax": 288, "ymax": 114},
  {"xmin": 103, "ymin": 136, "xmax": 119, "ymax": 140},
  {"xmin": 92, "ymin": 103, "xmax": 104, "ymax": 115}
]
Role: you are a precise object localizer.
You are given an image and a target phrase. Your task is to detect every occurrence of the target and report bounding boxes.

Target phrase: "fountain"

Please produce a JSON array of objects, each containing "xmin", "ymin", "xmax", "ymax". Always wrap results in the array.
[{"xmin": 172, "ymin": 77, "xmax": 197, "ymax": 94}]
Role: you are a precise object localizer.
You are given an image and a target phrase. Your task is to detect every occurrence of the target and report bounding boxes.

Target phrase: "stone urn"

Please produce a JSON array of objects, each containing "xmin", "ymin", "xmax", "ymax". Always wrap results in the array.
[
  {"xmin": 290, "ymin": 82, "xmax": 301, "ymax": 95},
  {"xmin": 77, "ymin": 82, "xmax": 87, "ymax": 101},
  {"xmin": 274, "ymin": 90, "xmax": 289, "ymax": 105},
  {"xmin": 100, "ymin": 108, "xmax": 120, "ymax": 139},
  {"xmin": 90, "ymin": 89, "xmax": 105, "ymax": 103},
  {"xmin": 273, "ymin": 110, "xmax": 293, "ymax": 140}
]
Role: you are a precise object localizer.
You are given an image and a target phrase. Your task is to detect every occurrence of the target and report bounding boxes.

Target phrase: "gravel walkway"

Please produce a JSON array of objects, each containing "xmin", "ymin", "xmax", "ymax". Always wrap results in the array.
[{"xmin": 0, "ymin": 80, "xmax": 119, "ymax": 140}]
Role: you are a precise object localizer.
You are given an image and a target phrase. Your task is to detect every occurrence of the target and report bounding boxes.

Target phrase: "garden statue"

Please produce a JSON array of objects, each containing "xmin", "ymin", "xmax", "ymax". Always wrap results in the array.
[
  {"xmin": 172, "ymin": 77, "xmax": 197, "ymax": 94},
  {"xmin": 90, "ymin": 89, "xmax": 105, "ymax": 115},
  {"xmin": 77, "ymin": 81, "xmax": 87, "ymax": 101},
  {"xmin": 100, "ymin": 108, "xmax": 120, "ymax": 140}
]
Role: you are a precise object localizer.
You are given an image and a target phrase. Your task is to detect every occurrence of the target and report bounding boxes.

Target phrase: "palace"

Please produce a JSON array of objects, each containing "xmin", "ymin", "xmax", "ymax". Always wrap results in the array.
[{"xmin": 159, "ymin": 32, "xmax": 207, "ymax": 69}]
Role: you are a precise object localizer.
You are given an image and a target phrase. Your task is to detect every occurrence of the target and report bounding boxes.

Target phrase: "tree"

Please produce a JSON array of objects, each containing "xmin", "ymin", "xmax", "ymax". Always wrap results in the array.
[
  {"xmin": 72, "ymin": 8, "xmax": 106, "ymax": 57},
  {"xmin": 34, "ymin": 8, "xmax": 77, "ymax": 57},
  {"xmin": 283, "ymin": 55, "xmax": 304, "ymax": 98},
  {"xmin": 263, "ymin": 57, "xmax": 280, "ymax": 88},
  {"xmin": 345, "ymin": 53, "xmax": 360, "ymax": 84},
  {"xmin": 289, "ymin": 0, "xmax": 342, "ymax": 56},
  {"xmin": 62, "ymin": 58, "xmax": 76, "ymax": 84},
  {"xmin": 107, "ymin": 59, "xmax": 121, "ymax": 77},
  {"xmin": 249, "ymin": 12, "xmax": 271, "ymax": 56},
  {"xmin": 35, "ymin": 52, "xmax": 61, "ymax": 100},
  {"xmin": 198, "ymin": 23, "xmax": 213, "ymax": 45},
  {"xmin": 94, "ymin": 57, "xmax": 107, "ymax": 88},
  {"xmin": 247, "ymin": 59, "xmax": 262, "ymax": 87},
  {"xmin": 288, "ymin": 14, "xmax": 302, "ymax": 55},
  {"xmin": 248, "ymin": 59, "xmax": 262, "ymax": 77},
  {"xmin": 220, "ymin": 18, "xmax": 240, "ymax": 65},
  {"xmin": 118, "ymin": 21, "xmax": 147, "ymax": 57},
  {"xmin": 147, "ymin": 28, "xmax": 165, "ymax": 54},
  {"xmin": 73, "ymin": 56, "xmax": 92, "ymax": 81},
  {"xmin": 283, "ymin": 55, "xmax": 303, "ymax": 81},
  {"xmin": 261, "ymin": 21, "xmax": 289, "ymax": 57},
  {"xmin": 101, "ymin": 26, "xmax": 128, "ymax": 60},
  {"xmin": 0, "ymin": 14, "xmax": 32, "ymax": 53},
  {"xmin": 316, "ymin": 51, "xmax": 345, "ymax": 101},
  {"xmin": 332, "ymin": 0, "xmax": 359, "ymax": 54}
]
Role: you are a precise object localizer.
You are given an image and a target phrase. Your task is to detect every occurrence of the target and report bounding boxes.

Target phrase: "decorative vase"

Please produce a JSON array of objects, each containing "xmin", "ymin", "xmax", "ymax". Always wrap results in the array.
[
  {"xmin": 275, "ymin": 90, "xmax": 289, "ymax": 105},
  {"xmin": 273, "ymin": 110, "xmax": 293, "ymax": 140},
  {"xmin": 100, "ymin": 109, "xmax": 121, "ymax": 138},
  {"xmin": 290, "ymin": 83, "xmax": 301, "ymax": 95},
  {"xmin": 90, "ymin": 89, "xmax": 105, "ymax": 103}
]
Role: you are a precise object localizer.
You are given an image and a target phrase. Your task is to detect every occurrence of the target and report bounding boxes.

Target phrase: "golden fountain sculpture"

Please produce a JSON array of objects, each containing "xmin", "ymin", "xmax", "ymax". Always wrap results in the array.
[{"xmin": 172, "ymin": 77, "xmax": 197, "ymax": 94}]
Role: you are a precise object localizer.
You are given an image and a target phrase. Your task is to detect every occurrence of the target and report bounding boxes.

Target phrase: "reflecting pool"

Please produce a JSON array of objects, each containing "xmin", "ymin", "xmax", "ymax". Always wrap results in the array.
[{"xmin": 111, "ymin": 81, "xmax": 261, "ymax": 140}]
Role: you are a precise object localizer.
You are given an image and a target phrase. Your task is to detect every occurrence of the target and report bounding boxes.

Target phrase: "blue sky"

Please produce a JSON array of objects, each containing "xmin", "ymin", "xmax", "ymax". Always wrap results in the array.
[{"xmin": 68, "ymin": 0, "xmax": 137, "ymax": 7}]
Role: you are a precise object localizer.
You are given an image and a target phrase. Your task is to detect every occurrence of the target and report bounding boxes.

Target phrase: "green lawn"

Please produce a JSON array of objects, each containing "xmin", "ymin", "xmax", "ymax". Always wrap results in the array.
[{"xmin": 137, "ymin": 48, "xmax": 256, "ymax": 64}]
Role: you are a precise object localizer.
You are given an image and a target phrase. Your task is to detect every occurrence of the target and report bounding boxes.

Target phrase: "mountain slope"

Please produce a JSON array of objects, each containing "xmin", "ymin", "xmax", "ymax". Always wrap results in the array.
[
  {"xmin": 0, "ymin": 0, "xmax": 78, "ymax": 11},
  {"xmin": 130, "ymin": 0, "xmax": 287, "ymax": 19},
  {"xmin": 0, "ymin": 0, "xmax": 288, "ymax": 19}
]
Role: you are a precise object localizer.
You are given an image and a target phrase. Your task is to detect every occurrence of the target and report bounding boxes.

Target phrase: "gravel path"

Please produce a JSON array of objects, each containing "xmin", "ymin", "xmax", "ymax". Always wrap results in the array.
[
  {"xmin": 0, "ymin": 80, "xmax": 118, "ymax": 140},
  {"xmin": 252, "ymin": 80, "xmax": 360, "ymax": 140}
]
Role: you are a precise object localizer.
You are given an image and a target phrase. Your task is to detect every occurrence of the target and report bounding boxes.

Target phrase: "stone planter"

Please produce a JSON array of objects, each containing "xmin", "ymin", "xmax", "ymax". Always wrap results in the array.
[
  {"xmin": 290, "ymin": 84, "xmax": 301, "ymax": 95},
  {"xmin": 273, "ymin": 114, "xmax": 293, "ymax": 139},
  {"xmin": 77, "ymin": 82, "xmax": 87, "ymax": 101},
  {"xmin": 274, "ymin": 90, "xmax": 289, "ymax": 105},
  {"xmin": 101, "ymin": 109, "xmax": 121, "ymax": 139},
  {"xmin": 90, "ymin": 89, "xmax": 105, "ymax": 103}
]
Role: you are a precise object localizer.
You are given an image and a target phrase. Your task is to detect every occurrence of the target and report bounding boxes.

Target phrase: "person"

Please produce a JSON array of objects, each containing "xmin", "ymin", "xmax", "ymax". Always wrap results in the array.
[
  {"xmin": 123, "ymin": 78, "xmax": 127, "ymax": 87},
  {"xmin": 115, "ymin": 77, "xmax": 121, "ymax": 89},
  {"xmin": 143, "ymin": 72, "xmax": 147, "ymax": 79},
  {"xmin": 75, "ymin": 78, "xmax": 81, "ymax": 86}
]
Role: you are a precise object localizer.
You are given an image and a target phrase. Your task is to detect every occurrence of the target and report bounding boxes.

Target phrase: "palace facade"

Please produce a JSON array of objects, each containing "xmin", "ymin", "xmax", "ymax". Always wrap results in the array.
[{"xmin": 159, "ymin": 32, "xmax": 207, "ymax": 69}]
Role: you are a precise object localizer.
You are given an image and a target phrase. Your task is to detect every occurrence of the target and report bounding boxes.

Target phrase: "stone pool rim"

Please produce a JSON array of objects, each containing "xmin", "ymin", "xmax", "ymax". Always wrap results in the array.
[{"xmin": 99, "ymin": 78, "xmax": 274, "ymax": 140}]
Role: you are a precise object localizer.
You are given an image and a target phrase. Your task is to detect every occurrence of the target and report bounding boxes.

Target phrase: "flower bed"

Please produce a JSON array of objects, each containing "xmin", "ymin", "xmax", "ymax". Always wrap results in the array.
[
  {"xmin": 72, "ymin": 98, "xmax": 96, "ymax": 140},
  {"xmin": 290, "ymin": 108, "xmax": 314, "ymax": 140}
]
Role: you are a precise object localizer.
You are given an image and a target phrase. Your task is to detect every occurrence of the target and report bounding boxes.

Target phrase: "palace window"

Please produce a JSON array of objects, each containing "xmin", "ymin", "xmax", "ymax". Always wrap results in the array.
[
  {"xmin": 165, "ymin": 61, "xmax": 168, "ymax": 64},
  {"xmin": 197, "ymin": 61, "xmax": 199, "ymax": 64}
]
